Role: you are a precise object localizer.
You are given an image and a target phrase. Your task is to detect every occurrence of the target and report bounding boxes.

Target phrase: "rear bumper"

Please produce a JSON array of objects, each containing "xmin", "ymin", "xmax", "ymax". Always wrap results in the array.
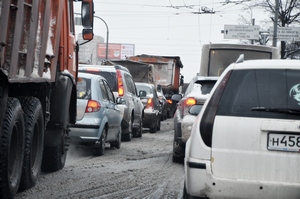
[
  {"xmin": 185, "ymin": 158, "xmax": 300, "ymax": 199},
  {"xmin": 143, "ymin": 109, "xmax": 159, "ymax": 128},
  {"xmin": 69, "ymin": 124, "xmax": 101, "ymax": 145}
]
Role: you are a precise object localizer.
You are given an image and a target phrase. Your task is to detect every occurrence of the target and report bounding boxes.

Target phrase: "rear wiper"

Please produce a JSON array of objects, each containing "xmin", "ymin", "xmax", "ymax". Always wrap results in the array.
[{"xmin": 251, "ymin": 107, "xmax": 300, "ymax": 115}]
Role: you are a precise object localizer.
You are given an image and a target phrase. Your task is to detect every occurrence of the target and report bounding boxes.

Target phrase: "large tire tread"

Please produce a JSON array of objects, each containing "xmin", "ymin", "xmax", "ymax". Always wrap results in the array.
[
  {"xmin": 18, "ymin": 97, "xmax": 44, "ymax": 192},
  {"xmin": 0, "ymin": 98, "xmax": 25, "ymax": 198}
]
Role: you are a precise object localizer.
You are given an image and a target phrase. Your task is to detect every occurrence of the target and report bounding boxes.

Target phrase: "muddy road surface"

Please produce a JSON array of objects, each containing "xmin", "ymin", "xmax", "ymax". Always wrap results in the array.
[{"xmin": 16, "ymin": 119, "xmax": 184, "ymax": 199}]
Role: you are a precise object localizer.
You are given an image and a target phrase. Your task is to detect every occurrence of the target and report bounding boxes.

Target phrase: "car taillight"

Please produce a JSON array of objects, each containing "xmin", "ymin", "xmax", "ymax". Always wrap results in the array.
[
  {"xmin": 116, "ymin": 70, "xmax": 124, "ymax": 96},
  {"xmin": 146, "ymin": 98, "xmax": 154, "ymax": 108},
  {"xmin": 200, "ymin": 70, "xmax": 232, "ymax": 147},
  {"xmin": 85, "ymin": 100, "xmax": 101, "ymax": 113},
  {"xmin": 167, "ymin": 99, "xmax": 172, "ymax": 104},
  {"xmin": 185, "ymin": 97, "xmax": 196, "ymax": 106},
  {"xmin": 181, "ymin": 97, "xmax": 197, "ymax": 117}
]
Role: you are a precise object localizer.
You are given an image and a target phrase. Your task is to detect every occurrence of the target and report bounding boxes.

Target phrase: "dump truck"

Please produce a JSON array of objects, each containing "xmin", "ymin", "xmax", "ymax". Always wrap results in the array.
[
  {"xmin": 0, "ymin": 1, "xmax": 94, "ymax": 198},
  {"xmin": 112, "ymin": 55, "xmax": 184, "ymax": 118}
]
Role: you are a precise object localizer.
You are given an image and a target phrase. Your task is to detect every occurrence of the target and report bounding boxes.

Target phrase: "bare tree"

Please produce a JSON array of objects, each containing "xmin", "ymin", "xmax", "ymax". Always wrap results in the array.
[{"xmin": 254, "ymin": 0, "xmax": 300, "ymax": 58}]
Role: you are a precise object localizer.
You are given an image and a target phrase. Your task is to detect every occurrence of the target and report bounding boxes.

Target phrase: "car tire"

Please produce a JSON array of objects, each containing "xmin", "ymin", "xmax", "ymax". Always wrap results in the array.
[
  {"xmin": 157, "ymin": 118, "xmax": 161, "ymax": 131},
  {"xmin": 18, "ymin": 97, "xmax": 44, "ymax": 192},
  {"xmin": 134, "ymin": 117, "xmax": 143, "ymax": 138},
  {"xmin": 0, "ymin": 98, "xmax": 25, "ymax": 198},
  {"xmin": 149, "ymin": 119, "xmax": 158, "ymax": 133},
  {"xmin": 93, "ymin": 128, "xmax": 106, "ymax": 156},
  {"xmin": 111, "ymin": 128, "xmax": 121, "ymax": 149}
]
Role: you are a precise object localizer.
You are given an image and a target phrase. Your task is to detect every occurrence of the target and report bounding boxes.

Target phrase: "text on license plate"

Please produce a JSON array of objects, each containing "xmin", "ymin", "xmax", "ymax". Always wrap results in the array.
[{"xmin": 268, "ymin": 133, "xmax": 300, "ymax": 152}]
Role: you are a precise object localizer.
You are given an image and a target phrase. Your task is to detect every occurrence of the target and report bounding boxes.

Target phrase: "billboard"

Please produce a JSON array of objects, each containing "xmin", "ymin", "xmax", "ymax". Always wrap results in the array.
[{"xmin": 97, "ymin": 43, "xmax": 135, "ymax": 60}]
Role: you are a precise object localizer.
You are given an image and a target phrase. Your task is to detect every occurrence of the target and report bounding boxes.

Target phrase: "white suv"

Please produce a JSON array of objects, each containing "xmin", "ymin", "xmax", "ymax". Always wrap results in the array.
[{"xmin": 184, "ymin": 59, "xmax": 300, "ymax": 199}]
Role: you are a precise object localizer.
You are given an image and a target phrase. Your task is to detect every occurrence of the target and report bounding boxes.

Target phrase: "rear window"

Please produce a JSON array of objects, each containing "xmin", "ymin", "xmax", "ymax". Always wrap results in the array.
[
  {"xmin": 136, "ymin": 85, "xmax": 152, "ymax": 95},
  {"xmin": 216, "ymin": 69, "xmax": 300, "ymax": 119},
  {"xmin": 79, "ymin": 70, "xmax": 117, "ymax": 92},
  {"xmin": 77, "ymin": 78, "xmax": 91, "ymax": 99},
  {"xmin": 194, "ymin": 80, "xmax": 217, "ymax": 94}
]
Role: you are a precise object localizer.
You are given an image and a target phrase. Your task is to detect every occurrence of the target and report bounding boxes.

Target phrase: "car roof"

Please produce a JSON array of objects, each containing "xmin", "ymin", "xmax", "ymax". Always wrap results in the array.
[
  {"xmin": 191, "ymin": 76, "xmax": 219, "ymax": 82},
  {"xmin": 230, "ymin": 59, "xmax": 300, "ymax": 70},
  {"xmin": 78, "ymin": 72, "xmax": 104, "ymax": 80},
  {"xmin": 79, "ymin": 64, "xmax": 130, "ymax": 73},
  {"xmin": 135, "ymin": 82, "xmax": 154, "ymax": 88}
]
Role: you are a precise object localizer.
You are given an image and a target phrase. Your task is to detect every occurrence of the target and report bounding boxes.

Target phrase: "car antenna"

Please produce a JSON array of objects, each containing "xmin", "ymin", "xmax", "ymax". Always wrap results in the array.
[{"xmin": 236, "ymin": 54, "xmax": 244, "ymax": 63}]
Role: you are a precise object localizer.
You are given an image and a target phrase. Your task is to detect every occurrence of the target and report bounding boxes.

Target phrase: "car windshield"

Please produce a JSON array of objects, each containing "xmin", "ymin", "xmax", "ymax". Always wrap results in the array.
[
  {"xmin": 77, "ymin": 78, "xmax": 91, "ymax": 100},
  {"xmin": 216, "ymin": 69, "xmax": 300, "ymax": 119},
  {"xmin": 136, "ymin": 85, "xmax": 152, "ymax": 95}
]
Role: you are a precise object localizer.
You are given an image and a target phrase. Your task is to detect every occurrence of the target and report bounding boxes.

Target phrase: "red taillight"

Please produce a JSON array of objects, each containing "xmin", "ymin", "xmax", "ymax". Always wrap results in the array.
[
  {"xmin": 185, "ymin": 97, "xmax": 196, "ymax": 106},
  {"xmin": 200, "ymin": 70, "xmax": 232, "ymax": 147},
  {"xmin": 116, "ymin": 70, "xmax": 124, "ymax": 96},
  {"xmin": 146, "ymin": 98, "xmax": 154, "ymax": 108},
  {"xmin": 167, "ymin": 99, "xmax": 172, "ymax": 104},
  {"xmin": 85, "ymin": 100, "xmax": 101, "ymax": 113}
]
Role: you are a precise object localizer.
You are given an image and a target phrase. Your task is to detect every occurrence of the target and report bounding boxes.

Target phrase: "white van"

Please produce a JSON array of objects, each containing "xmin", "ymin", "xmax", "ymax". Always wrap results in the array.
[{"xmin": 184, "ymin": 59, "xmax": 300, "ymax": 199}]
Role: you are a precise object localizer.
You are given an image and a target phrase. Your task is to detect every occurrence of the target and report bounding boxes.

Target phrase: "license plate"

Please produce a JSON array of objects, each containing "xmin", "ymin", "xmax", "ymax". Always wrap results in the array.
[{"xmin": 268, "ymin": 133, "xmax": 300, "ymax": 152}]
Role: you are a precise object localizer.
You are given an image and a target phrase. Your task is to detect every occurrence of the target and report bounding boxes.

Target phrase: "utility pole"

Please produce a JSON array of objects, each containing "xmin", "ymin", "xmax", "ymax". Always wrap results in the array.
[{"xmin": 272, "ymin": 0, "xmax": 279, "ymax": 47}]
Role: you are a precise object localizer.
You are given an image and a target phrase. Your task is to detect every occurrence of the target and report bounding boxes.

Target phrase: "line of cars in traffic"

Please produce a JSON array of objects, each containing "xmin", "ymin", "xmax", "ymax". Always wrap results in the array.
[
  {"xmin": 69, "ymin": 64, "xmax": 166, "ymax": 156},
  {"xmin": 172, "ymin": 58, "xmax": 300, "ymax": 198}
]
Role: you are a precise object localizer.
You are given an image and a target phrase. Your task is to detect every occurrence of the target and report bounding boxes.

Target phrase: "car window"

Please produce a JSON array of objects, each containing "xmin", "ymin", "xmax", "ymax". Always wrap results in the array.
[
  {"xmin": 124, "ymin": 73, "xmax": 136, "ymax": 95},
  {"xmin": 79, "ymin": 70, "xmax": 117, "ymax": 92},
  {"xmin": 77, "ymin": 78, "xmax": 91, "ymax": 99},
  {"xmin": 195, "ymin": 80, "xmax": 216, "ymax": 94},
  {"xmin": 136, "ymin": 85, "xmax": 152, "ymax": 94},
  {"xmin": 103, "ymin": 80, "xmax": 115, "ymax": 102},
  {"xmin": 99, "ymin": 80, "xmax": 109, "ymax": 101},
  {"xmin": 216, "ymin": 69, "xmax": 300, "ymax": 119}
]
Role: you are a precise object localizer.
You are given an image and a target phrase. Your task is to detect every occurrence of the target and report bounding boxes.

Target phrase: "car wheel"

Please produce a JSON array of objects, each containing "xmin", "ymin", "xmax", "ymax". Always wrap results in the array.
[
  {"xmin": 149, "ymin": 118, "xmax": 158, "ymax": 133},
  {"xmin": 134, "ymin": 117, "xmax": 143, "ymax": 138},
  {"xmin": 111, "ymin": 128, "xmax": 121, "ymax": 149},
  {"xmin": 93, "ymin": 128, "xmax": 106, "ymax": 156},
  {"xmin": 157, "ymin": 118, "xmax": 161, "ymax": 131},
  {"xmin": 172, "ymin": 139, "xmax": 184, "ymax": 164}
]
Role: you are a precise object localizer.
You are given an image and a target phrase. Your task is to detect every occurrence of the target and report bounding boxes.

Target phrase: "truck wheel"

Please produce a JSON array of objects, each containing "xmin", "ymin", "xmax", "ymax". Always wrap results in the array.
[
  {"xmin": 0, "ymin": 98, "xmax": 25, "ymax": 198},
  {"xmin": 18, "ymin": 97, "xmax": 44, "ymax": 192},
  {"xmin": 93, "ymin": 128, "xmax": 106, "ymax": 156},
  {"xmin": 41, "ymin": 128, "xmax": 68, "ymax": 172}
]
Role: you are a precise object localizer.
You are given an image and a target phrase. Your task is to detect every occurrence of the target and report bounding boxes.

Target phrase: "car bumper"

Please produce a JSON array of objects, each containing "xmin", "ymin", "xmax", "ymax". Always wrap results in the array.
[
  {"xmin": 185, "ymin": 158, "xmax": 300, "ymax": 199},
  {"xmin": 143, "ymin": 109, "xmax": 159, "ymax": 128},
  {"xmin": 69, "ymin": 120, "xmax": 101, "ymax": 144},
  {"xmin": 175, "ymin": 114, "xmax": 197, "ymax": 146}
]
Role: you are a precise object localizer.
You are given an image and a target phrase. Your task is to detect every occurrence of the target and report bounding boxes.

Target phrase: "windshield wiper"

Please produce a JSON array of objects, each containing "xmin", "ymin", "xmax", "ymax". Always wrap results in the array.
[{"xmin": 251, "ymin": 107, "xmax": 300, "ymax": 115}]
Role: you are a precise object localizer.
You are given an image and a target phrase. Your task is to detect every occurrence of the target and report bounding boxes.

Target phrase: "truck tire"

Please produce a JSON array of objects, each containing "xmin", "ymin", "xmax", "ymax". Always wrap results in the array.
[
  {"xmin": 18, "ymin": 97, "xmax": 44, "ymax": 192},
  {"xmin": 41, "ymin": 128, "xmax": 68, "ymax": 172},
  {"xmin": 0, "ymin": 98, "xmax": 25, "ymax": 198}
]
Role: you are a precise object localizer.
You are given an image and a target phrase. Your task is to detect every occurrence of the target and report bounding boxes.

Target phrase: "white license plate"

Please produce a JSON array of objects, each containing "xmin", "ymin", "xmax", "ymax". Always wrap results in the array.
[{"xmin": 268, "ymin": 133, "xmax": 300, "ymax": 152}]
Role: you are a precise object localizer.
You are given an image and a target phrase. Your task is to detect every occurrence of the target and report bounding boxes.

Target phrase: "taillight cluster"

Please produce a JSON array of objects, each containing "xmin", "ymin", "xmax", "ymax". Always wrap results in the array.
[
  {"xmin": 167, "ymin": 99, "xmax": 172, "ymax": 104},
  {"xmin": 116, "ymin": 70, "xmax": 124, "ymax": 96},
  {"xmin": 85, "ymin": 100, "xmax": 101, "ymax": 113},
  {"xmin": 146, "ymin": 98, "xmax": 154, "ymax": 109}
]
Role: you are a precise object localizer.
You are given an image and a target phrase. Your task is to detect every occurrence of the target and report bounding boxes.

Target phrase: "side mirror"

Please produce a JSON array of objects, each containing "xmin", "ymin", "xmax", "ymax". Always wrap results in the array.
[
  {"xmin": 81, "ymin": 0, "xmax": 94, "ymax": 28},
  {"xmin": 139, "ymin": 90, "xmax": 147, "ymax": 97},
  {"xmin": 171, "ymin": 94, "xmax": 182, "ymax": 102},
  {"xmin": 188, "ymin": 104, "xmax": 203, "ymax": 116},
  {"xmin": 116, "ymin": 97, "xmax": 126, "ymax": 105}
]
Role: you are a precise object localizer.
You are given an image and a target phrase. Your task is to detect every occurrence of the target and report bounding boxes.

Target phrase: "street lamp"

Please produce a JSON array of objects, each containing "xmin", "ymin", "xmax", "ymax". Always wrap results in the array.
[{"xmin": 94, "ymin": 15, "xmax": 109, "ymax": 60}]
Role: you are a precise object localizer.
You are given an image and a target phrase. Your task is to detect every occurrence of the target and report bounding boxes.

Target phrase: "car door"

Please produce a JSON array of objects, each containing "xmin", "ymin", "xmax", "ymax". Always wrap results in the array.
[{"xmin": 101, "ymin": 79, "xmax": 120, "ymax": 140}]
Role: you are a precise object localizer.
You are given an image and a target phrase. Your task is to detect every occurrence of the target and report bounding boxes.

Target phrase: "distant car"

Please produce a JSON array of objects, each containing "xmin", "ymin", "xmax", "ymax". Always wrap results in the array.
[
  {"xmin": 171, "ymin": 76, "xmax": 218, "ymax": 163},
  {"xmin": 135, "ymin": 82, "xmax": 161, "ymax": 133},
  {"xmin": 157, "ymin": 90, "xmax": 167, "ymax": 121},
  {"xmin": 184, "ymin": 59, "xmax": 300, "ymax": 198},
  {"xmin": 69, "ymin": 72, "xmax": 123, "ymax": 156},
  {"xmin": 78, "ymin": 64, "xmax": 144, "ymax": 141}
]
